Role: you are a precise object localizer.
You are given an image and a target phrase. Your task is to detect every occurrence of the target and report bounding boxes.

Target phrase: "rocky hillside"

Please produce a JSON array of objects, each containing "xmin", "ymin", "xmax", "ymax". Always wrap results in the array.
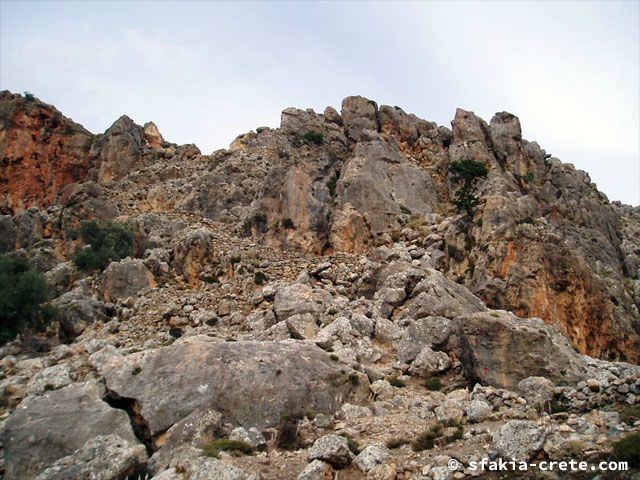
[{"xmin": 0, "ymin": 90, "xmax": 639, "ymax": 479}]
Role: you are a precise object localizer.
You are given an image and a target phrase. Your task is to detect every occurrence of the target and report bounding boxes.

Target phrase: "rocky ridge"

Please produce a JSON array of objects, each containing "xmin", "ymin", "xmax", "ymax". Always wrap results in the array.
[{"xmin": 0, "ymin": 91, "xmax": 639, "ymax": 479}]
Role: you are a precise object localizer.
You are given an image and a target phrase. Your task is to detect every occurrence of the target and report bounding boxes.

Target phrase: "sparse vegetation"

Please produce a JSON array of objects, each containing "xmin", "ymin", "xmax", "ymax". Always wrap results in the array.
[
  {"xmin": 619, "ymin": 405, "xmax": 640, "ymax": 425},
  {"xmin": 339, "ymin": 432, "xmax": 360, "ymax": 454},
  {"xmin": 327, "ymin": 172, "xmax": 339, "ymax": 197},
  {"xmin": 611, "ymin": 431, "xmax": 640, "ymax": 467},
  {"xmin": 201, "ymin": 439, "xmax": 254, "ymax": 459},
  {"xmin": 23, "ymin": 91, "xmax": 35, "ymax": 101},
  {"xmin": 424, "ymin": 378, "xmax": 442, "ymax": 391},
  {"xmin": 282, "ymin": 218, "xmax": 295, "ymax": 229},
  {"xmin": 412, "ymin": 427, "xmax": 440, "ymax": 451},
  {"xmin": 276, "ymin": 416, "xmax": 300, "ymax": 450},
  {"xmin": 386, "ymin": 437, "xmax": 410, "ymax": 449},
  {"xmin": 72, "ymin": 220, "xmax": 134, "ymax": 272},
  {"xmin": 388, "ymin": 376, "xmax": 406, "ymax": 388},
  {"xmin": 131, "ymin": 366, "xmax": 142, "ymax": 376},
  {"xmin": 0, "ymin": 254, "xmax": 56, "ymax": 343},
  {"xmin": 522, "ymin": 171, "xmax": 535, "ymax": 183},
  {"xmin": 348, "ymin": 373, "xmax": 360, "ymax": 386},
  {"xmin": 302, "ymin": 130, "xmax": 323, "ymax": 144},
  {"xmin": 447, "ymin": 244, "xmax": 463, "ymax": 262},
  {"xmin": 254, "ymin": 271, "xmax": 268, "ymax": 284},
  {"xmin": 449, "ymin": 158, "xmax": 488, "ymax": 216}
]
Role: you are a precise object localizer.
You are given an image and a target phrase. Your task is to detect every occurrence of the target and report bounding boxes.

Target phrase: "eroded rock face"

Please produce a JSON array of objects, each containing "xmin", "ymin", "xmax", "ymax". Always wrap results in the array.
[
  {"xmin": 101, "ymin": 336, "xmax": 369, "ymax": 436},
  {"xmin": 2, "ymin": 382, "xmax": 139, "ymax": 480},
  {"xmin": 0, "ymin": 91, "xmax": 95, "ymax": 214}
]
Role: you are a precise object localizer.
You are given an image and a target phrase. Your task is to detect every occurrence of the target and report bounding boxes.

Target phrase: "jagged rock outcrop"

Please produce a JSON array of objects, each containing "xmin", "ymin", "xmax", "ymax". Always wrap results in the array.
[{"xmin": 1, "ymin": 91, "xmax": 639, "ymax": 478}]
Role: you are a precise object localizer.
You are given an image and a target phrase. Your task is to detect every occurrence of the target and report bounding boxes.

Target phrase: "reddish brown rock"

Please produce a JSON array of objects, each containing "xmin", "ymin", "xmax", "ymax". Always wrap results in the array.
[{"xmin": 0, "ymin": 91, "xmax": 95, "ymax": 214}]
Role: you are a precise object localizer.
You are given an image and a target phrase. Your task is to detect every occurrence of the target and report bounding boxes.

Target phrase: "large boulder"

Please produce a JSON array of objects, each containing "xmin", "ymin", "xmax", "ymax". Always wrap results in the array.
[
  {"xmin": 273, "ymin": 283, "xmax": 332, "ymax": 322},
  {"xmin": 458, "ymin": 311, "xmax": 588, "ymax": 390},
  {"xmin": 100, "ymin": 257, "xmax": 156, "ymax": 302},
  {"xmin": 2, "ymin": 382, "xmax": 139, "ymax": 479},
  {"xmin": 308, "ymin": 434, "xmax": 353, "ymax": 468},
  {"xmin": 101, "ymin": 336, "xmax": 369, "ymax": 437},
  {"xmin": 493, "ymin": 420, "xmax": 547, "ymax": 461},
  {"xmin": 52, "ymin": 287, "xmax": 107, "ymax": 342}
]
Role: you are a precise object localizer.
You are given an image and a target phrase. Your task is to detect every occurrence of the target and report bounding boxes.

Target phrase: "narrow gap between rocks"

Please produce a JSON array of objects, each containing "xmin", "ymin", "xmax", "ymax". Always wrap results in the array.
[{"xmin": 103, "ymin": 389, "xmax": 155, "ymax": 457}]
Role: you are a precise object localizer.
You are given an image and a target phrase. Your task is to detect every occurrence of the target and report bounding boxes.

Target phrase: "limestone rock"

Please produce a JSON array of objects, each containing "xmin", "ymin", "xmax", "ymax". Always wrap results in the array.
[
  {"xmin": 34, "ymin": 434, "xmax": 147, "ymax": 480},
  {"xmin": 459, "ymin": 311, "xmax": 588, "ymax": 390},
  {"xmin": 100, "ymin": 257, "xmax": 156, "ymax": 302},
  {"xmin": 409, "ymin": 346, "xmax": 451, "ymax": 378},
  {"xmin": 297, "ymin": 460, "xmax": 335, "ymax": 480},
  {"xmin": 2, "ymin": 382, "xmax": 139, "ymax": 479},
  {"xmin": 493, "ymin": 420, "xmax": 547, "ymax": 461},
  {"xmin": 101, "ymin": 336, "xmax": 369, "ymax": 435},
  {"xmin": 308, "ymin": 434, "xmax": 354, "ymax": 468}
]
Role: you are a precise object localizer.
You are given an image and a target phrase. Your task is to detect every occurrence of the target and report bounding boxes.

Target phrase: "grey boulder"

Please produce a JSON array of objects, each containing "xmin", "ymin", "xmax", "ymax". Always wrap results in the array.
[
  {"xmin": 2, "ymin": 381, "xmax": 139, "ymax": 479},
  {"xmin": 101, "ymin": 336, "xmax": 369, "ymax": 437},
  {"xmin": 34, "ymin": 434, "xmax": 147, "ymax": 480}
]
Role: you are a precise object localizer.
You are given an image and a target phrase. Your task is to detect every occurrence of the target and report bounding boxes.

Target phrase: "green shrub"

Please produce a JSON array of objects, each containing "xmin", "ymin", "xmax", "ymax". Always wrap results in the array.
[
  {"xmin": 24, "ymin": 91, "xmax": 35, "ymax": 101},
  {"xmin": 302, "ymin": 130, "xmax": 323, "ymax": 144},
  {"xmin": 620, "ymin": 405, "xmax": 640, "ymax": 425},
  {"xmin": 72, "ymin": 220, "xmax": 134, "ymax": 272},
  {"xmin": 522, "ymin": 171, "xmax": 535, "ymax": 183},
  {"xmin": 0, "ymin": 255, "xmax": 55, "ymax": 343},
  {"xmin": 327, "ymin": 173, "xmax": 339, "ymax": 197},
  {"xmin": 388, "ymin": 376, "xmax": 406, "ymax": 388},
  {"xmin": 254, "ymin": 271, "xmax": 268, "ymax": 284},
  {"xmin": 425, "ymin": 378, "xmax": 442, "ymax": 391},
  {"xmin": 201, "ymin": 439, "xmax": 254, "ymax": 459},
  {"xmin": 449, "ymin": 159, "xmax": 488, "ymax": 216},
  {"xmin": 611, "ymin": 432, "xmax": 640, "ymax": 467}
]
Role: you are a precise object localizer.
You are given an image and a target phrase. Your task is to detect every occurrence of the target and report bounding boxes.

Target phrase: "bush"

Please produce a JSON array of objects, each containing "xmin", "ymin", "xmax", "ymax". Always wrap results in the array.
[
  {"xmin": 302, "ymin": 130, "xmax": 323, "ymax": 144},
  {"xmin": 412, "ymin": 429, "xmax": 439, "ymax": 451},
  {"xmin": 611, "ymin": 432, "xmax": 640, "ymax": 467},
  {"xmin": 620, "ymin": 405, "xmax": 640, "ymax": 425},
  {"xmin": 449, "ymin": 159, "xmax": 488, "ymax": 216},
  {"xmin": 23, "ymin": 91, "xmax": 35, "ymax": 101},
  {"xmin": 282, "ymin": 218, "xmax": 295, "ymax": 229},
  {"xmin": 386, "ymin": 437, "xmax": 410, "ymax": 449},
  {"xmin": 388, "ymin": 376, "xmax": 406, "ymax": 388},
  {"xmin": 72, "ymin": 220, "xmax": 134, "ymax": 272},
  {"xmin": 327, "ymin": 172, "xmax": 339, "ymax": 196},
  {"xmin": 276, "ymin": 416, "xmax": 300, "ymax": 450},
  {"xmin": 254, "ymin": 271, "xmax": 268, "ymax": 284},
  {"xmin": 202, "ymin": 439, "xmax": 254, "ymax": 459},
  {"xmin": 425, "ymin": 378, "xmax": 442, "ymax": 391},
  {"xmin": 0, "ymin": 255, "xmax": 55, "ymax": 343}
]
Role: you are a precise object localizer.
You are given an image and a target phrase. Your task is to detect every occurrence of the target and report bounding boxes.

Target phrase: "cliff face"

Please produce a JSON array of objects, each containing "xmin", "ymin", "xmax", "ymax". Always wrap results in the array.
[
  {"xmin": 0, "ymin": 91, "xmax": 94, "ymax": 214},
  {"xmin": 0, "ymin": 91, "xmax": 638, "ymax": 362}
]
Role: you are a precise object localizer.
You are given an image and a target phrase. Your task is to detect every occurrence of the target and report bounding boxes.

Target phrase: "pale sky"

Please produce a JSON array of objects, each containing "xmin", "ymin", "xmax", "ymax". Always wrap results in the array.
[{"xmin": 1, "ymin": 0, "xmax": 638, "ymax": 205}]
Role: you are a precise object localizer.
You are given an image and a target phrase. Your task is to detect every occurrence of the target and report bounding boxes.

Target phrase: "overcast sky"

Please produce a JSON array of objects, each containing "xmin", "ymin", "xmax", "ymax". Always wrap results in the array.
[{"xmin": 1, "ymin": 0, "xmax": 638, "ymax": 205}]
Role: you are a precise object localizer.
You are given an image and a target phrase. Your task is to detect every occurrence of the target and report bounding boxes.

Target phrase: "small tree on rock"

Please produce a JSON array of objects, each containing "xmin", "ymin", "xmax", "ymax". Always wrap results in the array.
[{"xmin": 449, "ymin": 159, "xmax": 488, "ymax": 217}]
